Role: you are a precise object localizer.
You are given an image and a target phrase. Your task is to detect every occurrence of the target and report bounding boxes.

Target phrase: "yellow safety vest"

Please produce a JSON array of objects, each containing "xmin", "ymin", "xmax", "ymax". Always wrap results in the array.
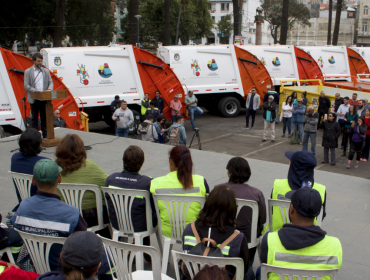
[
  {"xmin": 270, "ymin": 179, "xmax": 326, "ymax": 232},
  {"xmin": 267, "ymin": 232, "xmax": 342, "ymax": 280},
  {"xmin": 150, "ymin": 171, "xmax": 207, "ymax": 237},
  {"xmin": 141, "ymin": 99, "xmax": 151, "ymax": 115},
  {"xmin": 0, "ymin": 265, "xmax": 6, "ymax": 275}
]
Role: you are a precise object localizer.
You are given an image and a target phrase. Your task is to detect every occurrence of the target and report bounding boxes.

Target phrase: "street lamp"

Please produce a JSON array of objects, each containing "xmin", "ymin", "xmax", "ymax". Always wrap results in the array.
[{"xmin": 135, "ymin": 15, "xmax": 142, "ymax": 46}]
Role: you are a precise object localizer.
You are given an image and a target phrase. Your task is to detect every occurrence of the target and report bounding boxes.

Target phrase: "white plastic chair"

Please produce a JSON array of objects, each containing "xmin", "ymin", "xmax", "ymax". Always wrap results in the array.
[
  {"xmin": 9, "ymin": 172, "xmax": 33, "ymax": 200},
  {"xmin": 57, "ymin": 183, "xmax": 109, "ymax": 233},
  {"xmin": 152, "ymin": 194, "xmax": 206, "ymax": 274},
  {"xmin": 236, "ymin": 198, "xmax": 260, "ymax": 248},
  {"xmin": 99, "ymin": 235, "xmax": 174, "ymax": 280},
  {"xmin": 15, "ymin": 229, "xmax": 66, "ymax": 274},
  {"xmin": 171, "ymin": 250, "xmax": 245, "ymax": 280},
  {"xmin": 0, "ymin": 247, "xmax": 15, "ymax": 264},
  {"xmin": 260, "ymin": 264, "xmax": 338, "ymax": 280},
  {"xmin": 102, "ymin": 187, "xmax": 162, "ymax": 270},
  {"xmin": 268, "ymin": 199, "xmax": 323, "ymax": 232}
]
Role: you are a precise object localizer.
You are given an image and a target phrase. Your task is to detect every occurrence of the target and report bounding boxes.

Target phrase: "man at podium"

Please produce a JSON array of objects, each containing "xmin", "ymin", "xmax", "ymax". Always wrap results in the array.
[{"xmin": 24, "ymin": 53, "xmax": 54, "ymax": 138}]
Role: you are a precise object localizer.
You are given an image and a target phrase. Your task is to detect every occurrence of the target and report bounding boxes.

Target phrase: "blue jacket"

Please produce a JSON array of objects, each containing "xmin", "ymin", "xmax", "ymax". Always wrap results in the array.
[
  {"xmin": 168, "ymin": 123, "xmax": 187, "ymax": 146},
  {"xmin": 292, "ymin": 105, "xmax": 306, "ymax": 123},
  {"xmin": 154, "ymin": 122, "xmax": 165, "ymax": 143},
  {"xmin": 110, "ymin": 100, "xmax": 122, "ymax": 114}
]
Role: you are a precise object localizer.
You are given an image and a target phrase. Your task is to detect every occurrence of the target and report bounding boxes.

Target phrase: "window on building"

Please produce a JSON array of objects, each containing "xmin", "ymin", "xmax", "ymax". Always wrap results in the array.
[
  {"xmin": 364, "ymin": 5, "xmax": 369, "ymax": 15},
  {"xmin": 210, "ymin": 3, "xmax": 216, "ymax": 13},
  {"xmin": 221, "ymin": 3, "xmax": 229, "ymax": 11},
  {"xmin": 363, "ymin": 22, "xmax": 368, "ymax": 32},
  {"xmin": 212, "ymin": 16, "xmax": 215, "ymax": 23}
]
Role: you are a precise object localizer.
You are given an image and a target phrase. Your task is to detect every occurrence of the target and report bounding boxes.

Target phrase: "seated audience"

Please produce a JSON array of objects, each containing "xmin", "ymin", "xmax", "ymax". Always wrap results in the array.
[
  {"xmin": 53, "ymin": 110, "xmax": 66, "ymax": 128},
  {"xmin": 0, "ymin": 261, "xmax": 39, "ymax": 279},
  {"xmin": 37, "ymin": 231, "xmax": 103, "ymax": 280},
  {"xmin": 154, "ymin": 115, "xmax": 167, "ymax": 144},
  {"xmin": 216, "ymin": 157, "xmax": 266, "ymax": 263},
  {"xmin": 268, "ymin": 150, "xmax": 326, "ymax": 232},
  {"xmin": 11, "ymin": 159, "xmax": 87, "ymax": 271},
  {"xmin": 259, "ymin": 188, "xmax": 342, "ymax": 279},
  {"xmin": 182, "ymin": 185, "xmax": 250, "ymax": 280},
  {"xmin": 150, "ymin": 146, "xmax": 209, "ymax": 237},
  {"xmin": 55, "ymin": 134, "xmax": 108, "ymax": 228},
  {"xmin": 0, "ymin": 213, "xmax": 23, "ymax": 261},
  {"xmin": 138, "ymin": 114, "xmax": 158, "ymax": 142},
  {"xmin": 193, "ymin": 265, "xmax": 231, "ymax": 280},
  {"xmin": 105, "ymin": 145, "xmax": 157, "ymax": 246},
  {"xmin": 10, "ymin": 128, "xmax": 49, "ymax": 208}
]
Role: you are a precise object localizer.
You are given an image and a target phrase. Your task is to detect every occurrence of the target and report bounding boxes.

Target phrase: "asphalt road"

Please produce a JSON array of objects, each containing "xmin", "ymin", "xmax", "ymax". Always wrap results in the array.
[{"xmin": 89, "ymin": 108, "xmax": 369, "ymax": 179}]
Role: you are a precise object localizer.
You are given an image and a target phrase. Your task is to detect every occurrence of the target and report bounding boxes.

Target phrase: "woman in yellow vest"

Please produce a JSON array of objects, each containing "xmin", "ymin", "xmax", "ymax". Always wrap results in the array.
[
  {"xmin": 150, "ymin": 146, "xmax": 209, "ymax": 237},
  {"xmin": 270, "ymin": 150, "xmax": 326, "ymax": 232}
]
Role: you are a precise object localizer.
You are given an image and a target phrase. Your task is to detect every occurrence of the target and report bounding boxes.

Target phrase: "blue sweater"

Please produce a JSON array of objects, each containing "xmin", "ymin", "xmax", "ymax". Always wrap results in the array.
[{"xmin": 292, "ymin": 105, "xmax": 306, "ymax": 123}]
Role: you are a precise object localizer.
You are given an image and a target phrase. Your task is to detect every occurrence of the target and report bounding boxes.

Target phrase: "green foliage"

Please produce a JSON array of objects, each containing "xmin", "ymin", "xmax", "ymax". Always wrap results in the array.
[{"xmin": 216, "ymin": 14, "xmax": 233, "ymax": 44}]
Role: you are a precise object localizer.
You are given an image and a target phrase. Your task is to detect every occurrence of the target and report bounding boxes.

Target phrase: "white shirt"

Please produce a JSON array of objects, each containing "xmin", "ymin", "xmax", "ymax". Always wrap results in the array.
[
  {"xmin": 282, "ymin": 102, "xmax": 293, "ymax": 118},
  {"xmin": 337, "ymin": 104, "xmax": 349, "ymax": 121},
  {"xmin": 33, "ymin": 67, "xmax": 44, "ymax": 92}
]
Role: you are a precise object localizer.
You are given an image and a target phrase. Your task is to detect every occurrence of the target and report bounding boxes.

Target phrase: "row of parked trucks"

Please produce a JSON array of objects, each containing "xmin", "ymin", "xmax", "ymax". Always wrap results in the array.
[{"xmin": 1, "ymin": 44, "xmax": 370, "ymax": 132}]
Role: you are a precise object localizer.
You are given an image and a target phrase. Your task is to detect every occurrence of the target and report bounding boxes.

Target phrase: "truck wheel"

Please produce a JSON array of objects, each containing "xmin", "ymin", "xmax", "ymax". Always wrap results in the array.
[
  {"xmin": 218, "ymin": 97, "xmax": 240, "ymax": 118},
  {"xmin": 129, "ymin": 110, "xmax": 141, "ymax": 135}
]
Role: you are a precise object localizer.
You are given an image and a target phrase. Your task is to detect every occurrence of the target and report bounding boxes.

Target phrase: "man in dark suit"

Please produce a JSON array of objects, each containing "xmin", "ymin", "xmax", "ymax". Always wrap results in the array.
[
  {"xmin": 24, "ymin": 53, "xmax": 54, "ymax": 138},
  {"xmin": 53, "ymin": 110, "xmax": 66, "ymax": 127}
]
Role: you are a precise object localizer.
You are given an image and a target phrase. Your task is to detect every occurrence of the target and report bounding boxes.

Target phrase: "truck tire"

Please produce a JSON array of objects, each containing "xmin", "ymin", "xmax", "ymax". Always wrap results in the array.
[{"xmin": 218, "ymin": 97, "xmax": 240, "ymax": 118}]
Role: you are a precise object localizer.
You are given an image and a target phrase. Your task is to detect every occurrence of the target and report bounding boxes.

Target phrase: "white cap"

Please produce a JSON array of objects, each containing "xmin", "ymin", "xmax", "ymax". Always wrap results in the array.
[{"xmin": 268, "ymin": 95, "xmax": 274, "ymax": 99}]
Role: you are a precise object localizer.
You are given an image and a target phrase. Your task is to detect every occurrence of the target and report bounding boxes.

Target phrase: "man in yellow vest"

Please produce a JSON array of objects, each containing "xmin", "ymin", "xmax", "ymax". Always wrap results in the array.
[
  {"xmin": 269, "ymin": 150, "xmax": 326, "ymax": 232},
  {"xmin": 259, "ymin": 187, "xmax": 342, "ymax": 280},
  {"xmin": 141, "ymin": 93, "xmax": 151, "ymax": 121}
]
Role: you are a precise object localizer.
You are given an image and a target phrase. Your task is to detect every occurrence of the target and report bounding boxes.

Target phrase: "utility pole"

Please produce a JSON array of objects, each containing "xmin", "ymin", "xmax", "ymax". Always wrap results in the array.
[
  {"xmin": 135, "ymin": 15, "xmax": 142, "ymax": 46},
  {"xmin": 327, "ymin": 0, "xmax": 333, "ymax": 45}
]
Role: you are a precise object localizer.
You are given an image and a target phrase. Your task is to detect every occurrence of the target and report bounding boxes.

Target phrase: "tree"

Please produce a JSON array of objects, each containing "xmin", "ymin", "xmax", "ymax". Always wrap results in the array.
[
  {"xmin": 279, "ymin": 0, "xmax": 290, "ymax": 45},
  {"xmin": 332, "ymin": 0, "xmax": 342, "ymax": 45},
  {"xmin": 261, "ymin": 0, "xmax": 311, "ymax": 44},
  {"xmin": 327, "ymin": 0, "xmax": 332, "ymax": 45},
  {"xmin": 217, "ymin": 14, "xmax": 233, "ymax": 44},
  {"xmin": 54, "ymin": 0, "xmax": 66, "ymax": 47},
  {"xmin": 164, "ymin": 0, "xmax": 171, "ymax": 45}
]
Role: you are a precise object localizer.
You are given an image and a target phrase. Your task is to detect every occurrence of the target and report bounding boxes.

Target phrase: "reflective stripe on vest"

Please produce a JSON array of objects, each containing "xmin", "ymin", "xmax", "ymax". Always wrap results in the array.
[
  {"xmin": 141, "ymin": 99, "xmax": 151, "ymax": 115},
  {"xmin": 9, "ymin": 246, "xmax": 22, "ymax": 254},
  {"xmin": 183, "ymin": 236, "xmax": 231, "ymax": 256},
  {"xmin": 271, "ymin": 179, "xmax": 326, "ymax": 232},
  {"xmin": 0, "ymin": 265, "xmax": 6, "ymax": 274},
  {"xmin": 267, "ymin": 232, "xmax": 342, "ymax": 280}
]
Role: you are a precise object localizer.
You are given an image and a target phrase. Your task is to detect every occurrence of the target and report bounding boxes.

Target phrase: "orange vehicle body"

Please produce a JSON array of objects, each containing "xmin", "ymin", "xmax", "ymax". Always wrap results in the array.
[
  {"xmin": 347, "ymin": 47, "xmax": 370, "ymax": 77},
  {"xmin": 294, "ymin": 46, "xmax": 322, "ymax": 85}
]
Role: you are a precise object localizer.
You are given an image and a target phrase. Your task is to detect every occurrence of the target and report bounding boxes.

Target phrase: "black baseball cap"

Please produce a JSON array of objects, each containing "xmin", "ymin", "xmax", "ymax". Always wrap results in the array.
[
  {"xmin": 286, "ymin": 187, "xmax": 322, "ymax": 217},
  {"xmin": 115, "ymin": 95, "xmax": 120, "ymax": 99},
  {"xmin": 61, "ymin": 231, "xmax": 103, "ymax": 269}
]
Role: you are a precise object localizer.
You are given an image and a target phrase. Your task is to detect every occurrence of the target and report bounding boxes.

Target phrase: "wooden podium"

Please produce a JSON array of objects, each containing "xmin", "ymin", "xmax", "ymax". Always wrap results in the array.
[{"xmin": 30, "ymin": 90, "xmax": 67, "ymax": 147}]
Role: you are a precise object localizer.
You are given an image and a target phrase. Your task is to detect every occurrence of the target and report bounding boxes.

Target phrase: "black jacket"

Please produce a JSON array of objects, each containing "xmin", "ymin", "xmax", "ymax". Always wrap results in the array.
[
  {"xmin": 320, "ymin": 120, "xmax": 341, "ymax": 148},
  {"xmin": 263, "ymin": 91, "xmax": 279, "ymax": 104},
  {"xmin": 263, "ymin": 102, "xmax": 277, "ymax": 121},
  {"xmin": 150, "ymin": 96, "xmax": 165, "ymax": 113},
  {"xmin": 334, "ymin": 98, "xmax": 344, "ymax": 112},
  {"xmin": 111, "ymin": 100, "xmax": 122, "ymax": 114},
  {"xmin": 53, "ymin": 116, "xmax": 66, "ymax": 128},
  {"xmin": 318, "ymin": 96, "xmax": 330, "ymax": 113}
]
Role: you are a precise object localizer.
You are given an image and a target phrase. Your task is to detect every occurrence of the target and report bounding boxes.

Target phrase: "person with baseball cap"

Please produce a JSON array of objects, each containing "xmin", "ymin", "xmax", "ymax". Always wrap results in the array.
[
  {"xmin": 292, "ymin": 98, "xmax": 306, "ymax": 144},
  {"xmin": 111, "ymin": 95, "xmax": 122, "ymax": 115},
  {"xmin": 11, "ymin": 159, "xmax": 87, "ymax": 271},
  {"xmin": 37, "ymin": 231, "xmax": 103, "ymax": 280},
  {"xmin": 259, "ymin": 187, "xmax": 342, "ymax": 278},
  {"xmin": 268, "ymin": 150, "xmax": 326, "ymax": 233},
  {"xmin": 262, "ymin": 95, "xmax": 277, "ymax": 142}
]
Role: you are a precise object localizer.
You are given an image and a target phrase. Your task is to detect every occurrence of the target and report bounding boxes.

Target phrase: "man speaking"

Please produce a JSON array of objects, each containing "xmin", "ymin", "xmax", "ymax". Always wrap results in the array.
[{"xmin": 24, "ymin": 53, "xmax": 54, "ymax": 138}]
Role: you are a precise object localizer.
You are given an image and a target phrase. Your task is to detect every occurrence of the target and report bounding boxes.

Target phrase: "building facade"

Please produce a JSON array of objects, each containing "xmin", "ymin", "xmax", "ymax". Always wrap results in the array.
[{"xmin": 357, "ymin": 0, "xmax": 370, "ymax": 46}]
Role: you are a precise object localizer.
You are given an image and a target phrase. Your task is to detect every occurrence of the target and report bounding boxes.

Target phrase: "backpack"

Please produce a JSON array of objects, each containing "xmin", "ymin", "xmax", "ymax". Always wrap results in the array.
[
  {"xmin": 180, "ymin": 222, "xmax": 240, "ymax": 280},
  {"xmin": 169, "ymin": 125, "xmax": 181, "ymax": 146},
  {"xmin": 138, "ymin": 121, "xmax": 152, "ymax": 134},
  {"xmin": 290, "ymin": 131, "xmax": 301, "ymax": 145}
]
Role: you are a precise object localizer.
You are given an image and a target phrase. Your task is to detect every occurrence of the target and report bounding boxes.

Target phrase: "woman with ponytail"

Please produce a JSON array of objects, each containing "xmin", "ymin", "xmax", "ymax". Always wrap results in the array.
[
  {"xmin": 37, "ymin": 232, "xmax": 102, "ymax": 280},
  {"xmin": 150, "ymin": 146, "xmax": 209, "ymax": 237}
]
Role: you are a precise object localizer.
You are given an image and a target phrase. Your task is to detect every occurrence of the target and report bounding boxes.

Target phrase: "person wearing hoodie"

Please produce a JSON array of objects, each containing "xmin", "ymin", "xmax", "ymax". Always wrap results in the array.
[
  {"xmin": 168, "ymin": 115, "xmax": 187, "ymax": 146},
  {"xmin": 302, "ymin": 106, "xmax": 319, "ymax": 155},
  {"xmin": 347, "ymin": 117, "xmax": 367, "ymax": 169},
  {"xmin": 138, "ymin": 114, "xmax": 158, "ymax": 142},
  {"xmin": 267, "ymin": 150, "xmax": 326, "ymax": 233},
  {"xmin": 320, "ymin": 112, "xmax": 341, "ymax": 165},
  {"xmin": 36, "ymin": 231, "xmax": 103, "ymax": 280},
  {"xmin": 112, "ymin": 101, "xmax": 134, "ymax": 137},
  {"xmin": 259, "ymin": 187, "xmax": 342, "ymax": 280}
]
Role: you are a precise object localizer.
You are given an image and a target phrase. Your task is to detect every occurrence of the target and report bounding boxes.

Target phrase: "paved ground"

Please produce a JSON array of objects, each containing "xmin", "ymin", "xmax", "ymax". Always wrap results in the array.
[{"xmin": 1, "ymin": 127, "xmax": 369, "ymax": 279}]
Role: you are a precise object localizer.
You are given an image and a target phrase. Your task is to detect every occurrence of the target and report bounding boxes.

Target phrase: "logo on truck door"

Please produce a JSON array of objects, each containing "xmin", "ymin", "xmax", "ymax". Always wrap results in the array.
[
  {"xmin": 77, "ymin": 63, "xmax": 90, "ymax": 85},
  {"xmin": 207, "ymin": 59, "xmax": 218, "ymax": 71},
  {"xmin": 191, "ymin": 59, "xmax": 201, "ymax": 76},
  {"xmin": 328, "ymin": 56, "xmax": 335, "ymax": 64},
  {"xmin": 272, "ymin": 57, "xmax": 281, "ymax": 67},
  {"xmin": 98, "ymin": 63, "xmax": 113, "ymax": 78},
  {"xmin": 54, "ymin": 57, "xmax": 62, "ymax": 66}
]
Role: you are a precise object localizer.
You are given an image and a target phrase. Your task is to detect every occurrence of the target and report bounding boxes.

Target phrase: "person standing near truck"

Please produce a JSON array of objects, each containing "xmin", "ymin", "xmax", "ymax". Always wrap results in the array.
[
  {"xmin": 150, "ymin": 90, "xmax": 165, "ymax": 114},
  {"xmin": 263, "ymin": 86, "xmax": 279, "ymax": 124},
  {"xmin": 112, "ymin": 101, "xmax": 134, "ymax": 137},
  {"xmin": 111, "ymin": 95, "xmax": 122, "ymax": 115},
  {"xmin": 185, "ymin": 90, "xmax": 203, "ymax": 130},
  {"xmin": 170, "ymin": 94, "xmax": 182, "ymax": 123},
  {"xmin": 245, "ymin": 87, "xmax": 260, "ymax": 130},
  {"xmin": 317, "ymin": 91, "xmax": 330, "ymax": 130},
  {"xmin": 141, "ymin": 93, "xmax": 151, "ymax": 121}
]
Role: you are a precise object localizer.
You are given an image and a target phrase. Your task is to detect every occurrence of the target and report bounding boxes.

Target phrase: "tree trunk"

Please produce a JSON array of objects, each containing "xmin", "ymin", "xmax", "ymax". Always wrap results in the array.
[
  {"xmin": 164, "ymin": 0, "xmax": 170, "ymax": 46},
  {"xmin": 54, "ymin": 0, "xmax": 65, "ymax": 47},
  {"xmin": 327, "ymin": 0, "xmax": 332, "ymax": 45},
  {"xmin": 175, "ymin": 2, "xmax": 182, "ymax": 45},
  {"xmin": 128, "ymin": 0, "xmax": 139, "ymax": 45},
  {"xmin": 279, "ymin": 0, "xmax": 289, "ymax": 45},
  {"xmin": 98, "ymin": 2, "xmax": 105, "ymax": 46},
  {"xmin": 233, "ymin": 0, "xmax": 239, "ymax": 36},
  {"xmin": 332, "ymin": 0, "xmax": 342, "ymax": 45},
  {"xmin": 239, "ymin": 0, "xmax": 243, "ymax": 36}
]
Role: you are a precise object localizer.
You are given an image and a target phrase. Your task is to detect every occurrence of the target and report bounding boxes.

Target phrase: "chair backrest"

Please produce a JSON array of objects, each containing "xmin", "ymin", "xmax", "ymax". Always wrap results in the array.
[
  {"xmin": 260, "ymin": 264, "xmax": 338, "ymax": 280},
  {"xmin": 9, "ymin": 172, "xmax": 33, "ymax": 200},
  {"xmin": 102, "ymin": 187, "xmax": 154, "ymax": 235},
  {"xmin": 236, "ymin": 198, "xmax": 259, "ymax": 248},
  {"xmin": 152, "ymin": 194, "xmax": 206, "ymax": 241},
  {"xmin": 15, "ymin": 229, "xmax": 66, "ymax": 274},
  {"xmin": 171, "ymin": 250, "xmax": 244, "ymax": 280},
  {"xmin": 268, "ymin": 199, "xmax": 291, "ymax": 232},
  {"xmin": 99, "ymin": 235, "xmax": 162, "ymax": 280},
  {"xmin": 57, "ymin": 183, "xmax": 104, "ymax": 231}
]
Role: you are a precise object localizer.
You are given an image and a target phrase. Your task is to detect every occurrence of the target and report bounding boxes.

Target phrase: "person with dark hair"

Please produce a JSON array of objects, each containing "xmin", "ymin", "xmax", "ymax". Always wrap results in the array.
[
  {"xmin": 182, "ymin": 185, "xmax": 250, "ymax": 280},
  {"xmin": 11, "ymin": 128, "xmax": 49, "ymax": 207},
  {"xmin": 281, "ymin": 96, "xmax": 293, "ymax": 138},
  {"xmin": 341, "ymin": 104, "xmax": 358, "ymax": 157},
  {"xmin": 360, "ymin": 108, "xmax": 370, "ymax": 161},
  {"xmin": 170, "ymin": 94, "xmax": 182, "ymax": 123},
  {"xmin": 138, "ymin": 114, "xmax": 158, "ymax": 142},
  {"xmin": 111, "ymin": 95, "xmax": 122, "ymax": 115},
  {"xmin": 337, "ymin": 97, "xmax": 350, "ymax": 149},
  {"xmin": 334, "ymin": 93, "xmax": 344, "ymax": 113},
  {"xmin": 245, "ymin": 87, "xmax": 260, "ymax": 130},
  {"xmin": 55, "ymin": 134, "xmax": 108, "ymax": 228},
  {"xmin": 259, "ymin": 188, "xmax": 342, "ymax": 278},
  {"xmin": 24, "ymin": 52, "xmax": 54, "ymax": 138},
  {"xmin": 168, "ymin": 115, "xmax": 187, "ymax": 146},
  {"xmin": 193, "ymin": 265, "xmax": 231, "ymax": 280},
  {"xmin": 267, "ymin": 150, "xmax": 326, "ymax": 233},
  {"xmin": 11, "ymin": 159, "xmax": 87, "ymax": 271},
  {"xmin": 320, "ymin": 112, "xmax": 341, "ymax": 165},
  {"xmin": 150, "ymin": 90, "xmax": 165, "ymax": 114},
  {"xmin": 301, "ymin": 91, "xmax": 307, "ymax": 106},
  {"xmin": 112, "ymin": 101, "xmax": 134, "ymax": 138},
  {"xmin": 145, "ymin": 102, "xmax": 159, "ymax": 120},
  {"xmin": 216, "ymin": 157, "xmax": 266, "ymax": 263},
  {"xmin": 349, "ymin": 92, "xmax": 359, "ymax": 107},
  {"xmin": 37, "ymin": 232, "xmax": 103, "ymax": 280},
  {"xmin": 290, "ymin": 92, "xmax": 298, "ymax": 105},
  {"xmin": 154, "ymin": 115, "xmax": 167, "ymax": 144},
  {"xmin": 317, "ymin": 91, "xmax": 330, "ymax": 130},
  {"xmin": 347, "ymin": 117, "xmax": 367, "ymax": 169},
  {"xmin": 357, "ymin": 99, "xmax": 366, "ymax": 117},
  {"xmin": 150, "ymin": 146, "xmax": 209, "ymax": 237}
]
